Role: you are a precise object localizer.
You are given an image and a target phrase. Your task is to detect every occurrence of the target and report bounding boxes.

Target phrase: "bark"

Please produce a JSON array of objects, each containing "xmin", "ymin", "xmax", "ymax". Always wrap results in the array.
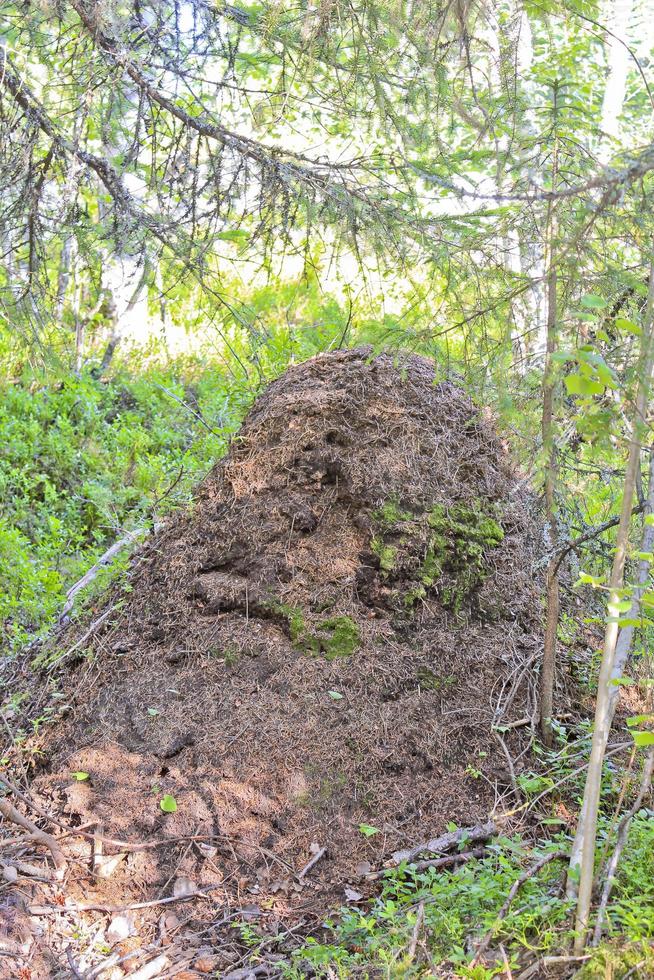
[
  {"xmin": 566, "ymin": 449, "xmax": 654, "ymax": 897},
  {"xmin": 571, "ymin": 258, "xmax": 654, "ymax": 953},
  {"xmin": 599, "ymin": 0, "xmax": 634, "ymax": 160},
  {"xmin": 540, "ymin": 82, "xmax": 560, "ymax": 746},
  {"xmin": 609, "ymin": 449, "xmax": 654, "ymax": 706}
]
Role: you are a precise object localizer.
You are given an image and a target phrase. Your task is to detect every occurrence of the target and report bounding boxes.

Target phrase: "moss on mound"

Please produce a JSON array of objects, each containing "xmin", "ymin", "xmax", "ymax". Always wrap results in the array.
[{"xmin": 368, "ymin": 497, "xmax": 505, "ymax": 614}]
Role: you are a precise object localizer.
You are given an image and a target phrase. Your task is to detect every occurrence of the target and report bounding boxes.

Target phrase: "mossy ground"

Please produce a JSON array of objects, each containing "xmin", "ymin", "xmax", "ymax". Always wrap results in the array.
[
  {"xmin": 269, "ymin": 601, "xmax": 361, "ymax": 659},
  {"xmin": 370, "ymin": 498, "xmax": 505, "ymax": 614}
]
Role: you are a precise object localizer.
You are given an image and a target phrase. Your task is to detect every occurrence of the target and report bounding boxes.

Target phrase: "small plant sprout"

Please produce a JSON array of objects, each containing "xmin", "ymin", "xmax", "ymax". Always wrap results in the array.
[
  {"xmin": 160, "ymin": 794, "xmax": 177, "ymax": 813},
  {"xmin": 358, "ymin": 823, "xmax": 379, "ymax": 837}
]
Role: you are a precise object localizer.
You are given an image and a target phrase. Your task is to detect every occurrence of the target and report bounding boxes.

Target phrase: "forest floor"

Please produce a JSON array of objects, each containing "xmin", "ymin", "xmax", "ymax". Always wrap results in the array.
[{"xmin": 0, "ymin": 350, "xmax": 649, "ymax": 979}]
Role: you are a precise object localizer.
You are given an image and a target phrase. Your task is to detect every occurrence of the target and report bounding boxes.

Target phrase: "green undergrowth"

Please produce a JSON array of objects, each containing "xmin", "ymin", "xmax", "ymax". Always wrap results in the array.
[
  {"xmin": 287, "ymin": 835, "xmax": 572, "ymax": 978},
  {"xmin": 0, "ymin": 361, "xmax": 253, "ymax": 649},
  {"xmin": 278, "ymin": 817, "xmax": 654, "ymax": 979}
]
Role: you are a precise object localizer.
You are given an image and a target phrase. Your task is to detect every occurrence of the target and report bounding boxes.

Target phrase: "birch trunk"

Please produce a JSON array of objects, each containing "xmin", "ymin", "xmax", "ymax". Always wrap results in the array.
[
  {"xmin": 571, "ymin": 258, "xmax": 654, "ymax": 953},
  {"xmin": 540, "ymin": 82, "xmax": 560, "ymax": 746},
  {"xmin": 566, "ymin": 446, "xmax": 654, "ymax": 897}
]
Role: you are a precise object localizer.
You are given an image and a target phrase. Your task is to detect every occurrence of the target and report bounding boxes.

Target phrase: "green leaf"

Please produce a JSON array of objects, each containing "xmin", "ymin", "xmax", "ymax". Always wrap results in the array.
[
  {"xmin": 72, "ymin": 771, "xmax": 89, "ymax": 781},
  {"xmin": 327, "ymin": 690, "xmax": 344, "ymax": 700},
  {"xmin": 631, "ymin": 731, "xmax": 654, "ymax": 747},
  {"xmin": 217, "ymin": 230, "xmax": 250, "ymax": 245},
  {"xmin": 565, "ymin": 374, "xmax": 604, "ymax": 396},
  {"xmin": 615, "ymin": 317, "xmax": 642, "ymax": 336},
  {"xmin": 580, "ymin": 294, "xmax": 608, "ymax": 309},
  {"xmin": 626, "ymin": 714, "xmax": 654, "ymax": 727},
  {"xmin": 160, "ymin": 794, "xmax": 178, "ymax": 813},
  {"xmin": 358, "ymin": 823, "xmax": 379, "ymax": 837},
  {"xmin": 147, "ymin": 707, "xmax": 160, "ymax": 717}
]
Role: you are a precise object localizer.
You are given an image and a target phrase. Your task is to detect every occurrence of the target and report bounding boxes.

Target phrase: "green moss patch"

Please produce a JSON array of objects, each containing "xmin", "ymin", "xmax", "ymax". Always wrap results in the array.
[
  {"xmin": 373, "ymin": 499, "xmax": 413, "ymax": 531},
  {"xmin": 416, "ymin": 667, "xmax": 457, "ymax": 691},
  {"xmin": 370, "ymin": 498, "xmax": 505, "ymax": 614},
  {"xmin": 267, "ymin": 601, "xmax": 360, "ymax": 659},
  {"xmin": 302, "ymin": 615, "xmax": 361, "ymax": 659},
  {"xmin": 371, "ymin": 536, "xmax": 397, "ymax": 574}
]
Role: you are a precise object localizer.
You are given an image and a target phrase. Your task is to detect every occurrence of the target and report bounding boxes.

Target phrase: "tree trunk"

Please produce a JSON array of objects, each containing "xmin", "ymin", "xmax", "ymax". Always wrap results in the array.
[
  {"xmin": 540, "ymin": 81, "xmax": 560, "ymax": 747},
  {"xmin": 566, "ymin": 446, "xmax": 654, "ymax": 898},
  {"xmin": 600, "ymin": 0, "xmax": 634, "ymax": 160},
  {"xmin": 571, "ymin": 257, "xmax": 654, "ymax": 953}
]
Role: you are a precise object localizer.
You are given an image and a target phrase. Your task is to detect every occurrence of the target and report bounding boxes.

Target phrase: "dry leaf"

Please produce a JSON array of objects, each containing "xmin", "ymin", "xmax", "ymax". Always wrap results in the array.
[
  {"xmin": 344, "ymin": 886, "xmax": 363, "ymax": 902},
  {"xmin": 356, "ymin": 860, "xmax": 372, "ymax": 878},
  {"xmin": 107, "ymin": 913, "xmax": 135, "ymax": 943},
  {"xmin": 95, "ymin": 852, "xmax": 127, "ymax": 879},
  {"xmin": 192, "ymin": 953, "xmax": 219, "ymax": 973},
  {"xmin": 197, "ymin": 842, "xmax": 217, "ymax": 859},
  {"xmin": 1, "ymin": 864, "xmax": 18, "ymax": 884},
  {"xmin": 172, "ymin": 875, "xmax": 198, "ymax": 898}
]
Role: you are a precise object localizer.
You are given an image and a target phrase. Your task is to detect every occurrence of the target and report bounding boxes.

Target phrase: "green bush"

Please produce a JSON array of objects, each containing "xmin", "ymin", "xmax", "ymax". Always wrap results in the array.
[{"xmin": 0, "ymin": 363, "xmax": 249, "ymax": 647}]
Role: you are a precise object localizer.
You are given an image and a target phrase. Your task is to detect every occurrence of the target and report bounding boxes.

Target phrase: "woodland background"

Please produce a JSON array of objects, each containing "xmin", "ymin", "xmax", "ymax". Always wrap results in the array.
[{"xmin": 1, "ymin": 1, "xmax": 654, "ymax": 976}]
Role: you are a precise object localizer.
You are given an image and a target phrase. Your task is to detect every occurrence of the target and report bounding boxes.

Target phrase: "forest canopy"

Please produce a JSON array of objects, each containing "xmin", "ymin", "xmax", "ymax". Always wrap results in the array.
[{"xmin": 3, "ymin": 0, "xmax": 654, "ymax": 363}]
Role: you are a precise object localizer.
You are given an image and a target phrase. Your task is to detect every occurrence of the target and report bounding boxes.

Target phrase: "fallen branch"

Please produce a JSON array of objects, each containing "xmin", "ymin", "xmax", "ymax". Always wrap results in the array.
[
  {"xmin": 0, "ymin": 798, "xmax": 67, "ymax": 879},
  {"xmin": 127, "ymin": 954, "xmax": 170, "ymax": 980},
  {"xmin": 517, "ymin": 954, "xmax": 592, "ymax": 979},
  {"xmin": 367, "ymin": 846, "xmax": 487, "ymax": 880},
  {"xmin": 29, "ymin": 884, "xmax": 218, "ymax": 916},
  {"xmin": 472, "ymin": 850, "xmax": 565, "ymax": 964},
  {"xmin": 553, "ymin": 503, "xmax": 645, "ymax": 575},
  {"xmin": 47, "ymin": 606, "xmax": 116, "ymax": 669},
  {"xmin": 59, "ymin": 527, "xmax": 147, "ymax": 622},
  {"xmin": 297, "ymin": 845, "xmax": 326, "ymax": 880},
  {"xmin": 1, "ymin": 858, "xmax": 53, "ymax": 881},
  {"xmin": 391, "ymin": 818, "xmax": 498, "ymax": 865}
]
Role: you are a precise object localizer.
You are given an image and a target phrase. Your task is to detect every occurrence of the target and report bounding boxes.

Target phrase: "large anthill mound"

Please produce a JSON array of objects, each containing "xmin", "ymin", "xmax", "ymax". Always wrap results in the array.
[{"xmin": 30, "ymin": 349, "xmax": 544, "ymax": 939}]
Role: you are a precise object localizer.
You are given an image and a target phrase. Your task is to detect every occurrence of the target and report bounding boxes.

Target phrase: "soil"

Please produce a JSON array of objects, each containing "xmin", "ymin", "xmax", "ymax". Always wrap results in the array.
[{"xmin": 4, "ymin": 348, "xmax": 550, "ymax": 977}]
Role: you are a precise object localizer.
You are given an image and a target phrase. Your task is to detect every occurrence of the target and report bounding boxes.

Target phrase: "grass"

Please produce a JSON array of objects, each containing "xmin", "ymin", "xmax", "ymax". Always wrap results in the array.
[{"xmin": 276, "ymin": 817, "xmax": 654, "ymax": 978}]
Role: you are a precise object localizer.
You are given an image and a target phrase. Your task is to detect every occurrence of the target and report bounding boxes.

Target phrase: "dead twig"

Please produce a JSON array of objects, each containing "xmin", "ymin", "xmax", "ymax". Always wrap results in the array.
[
  {"xmin": 391, "ymin": 818, "xmax": 498, "ymax": 865},
  {"xmin": 65, "ymin": 946, "xmax": 85, "ymax": 980},
  {"xmin": 297, "ymin": 845, "xmax": 326, "ymax": 880},
  {"xmin": 408, "ymin": 900, "xmax": 424, "ymax": 960},
  {"xmin": 0, "ymin": 798, "xmax": 67, "ymax": 879}
]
